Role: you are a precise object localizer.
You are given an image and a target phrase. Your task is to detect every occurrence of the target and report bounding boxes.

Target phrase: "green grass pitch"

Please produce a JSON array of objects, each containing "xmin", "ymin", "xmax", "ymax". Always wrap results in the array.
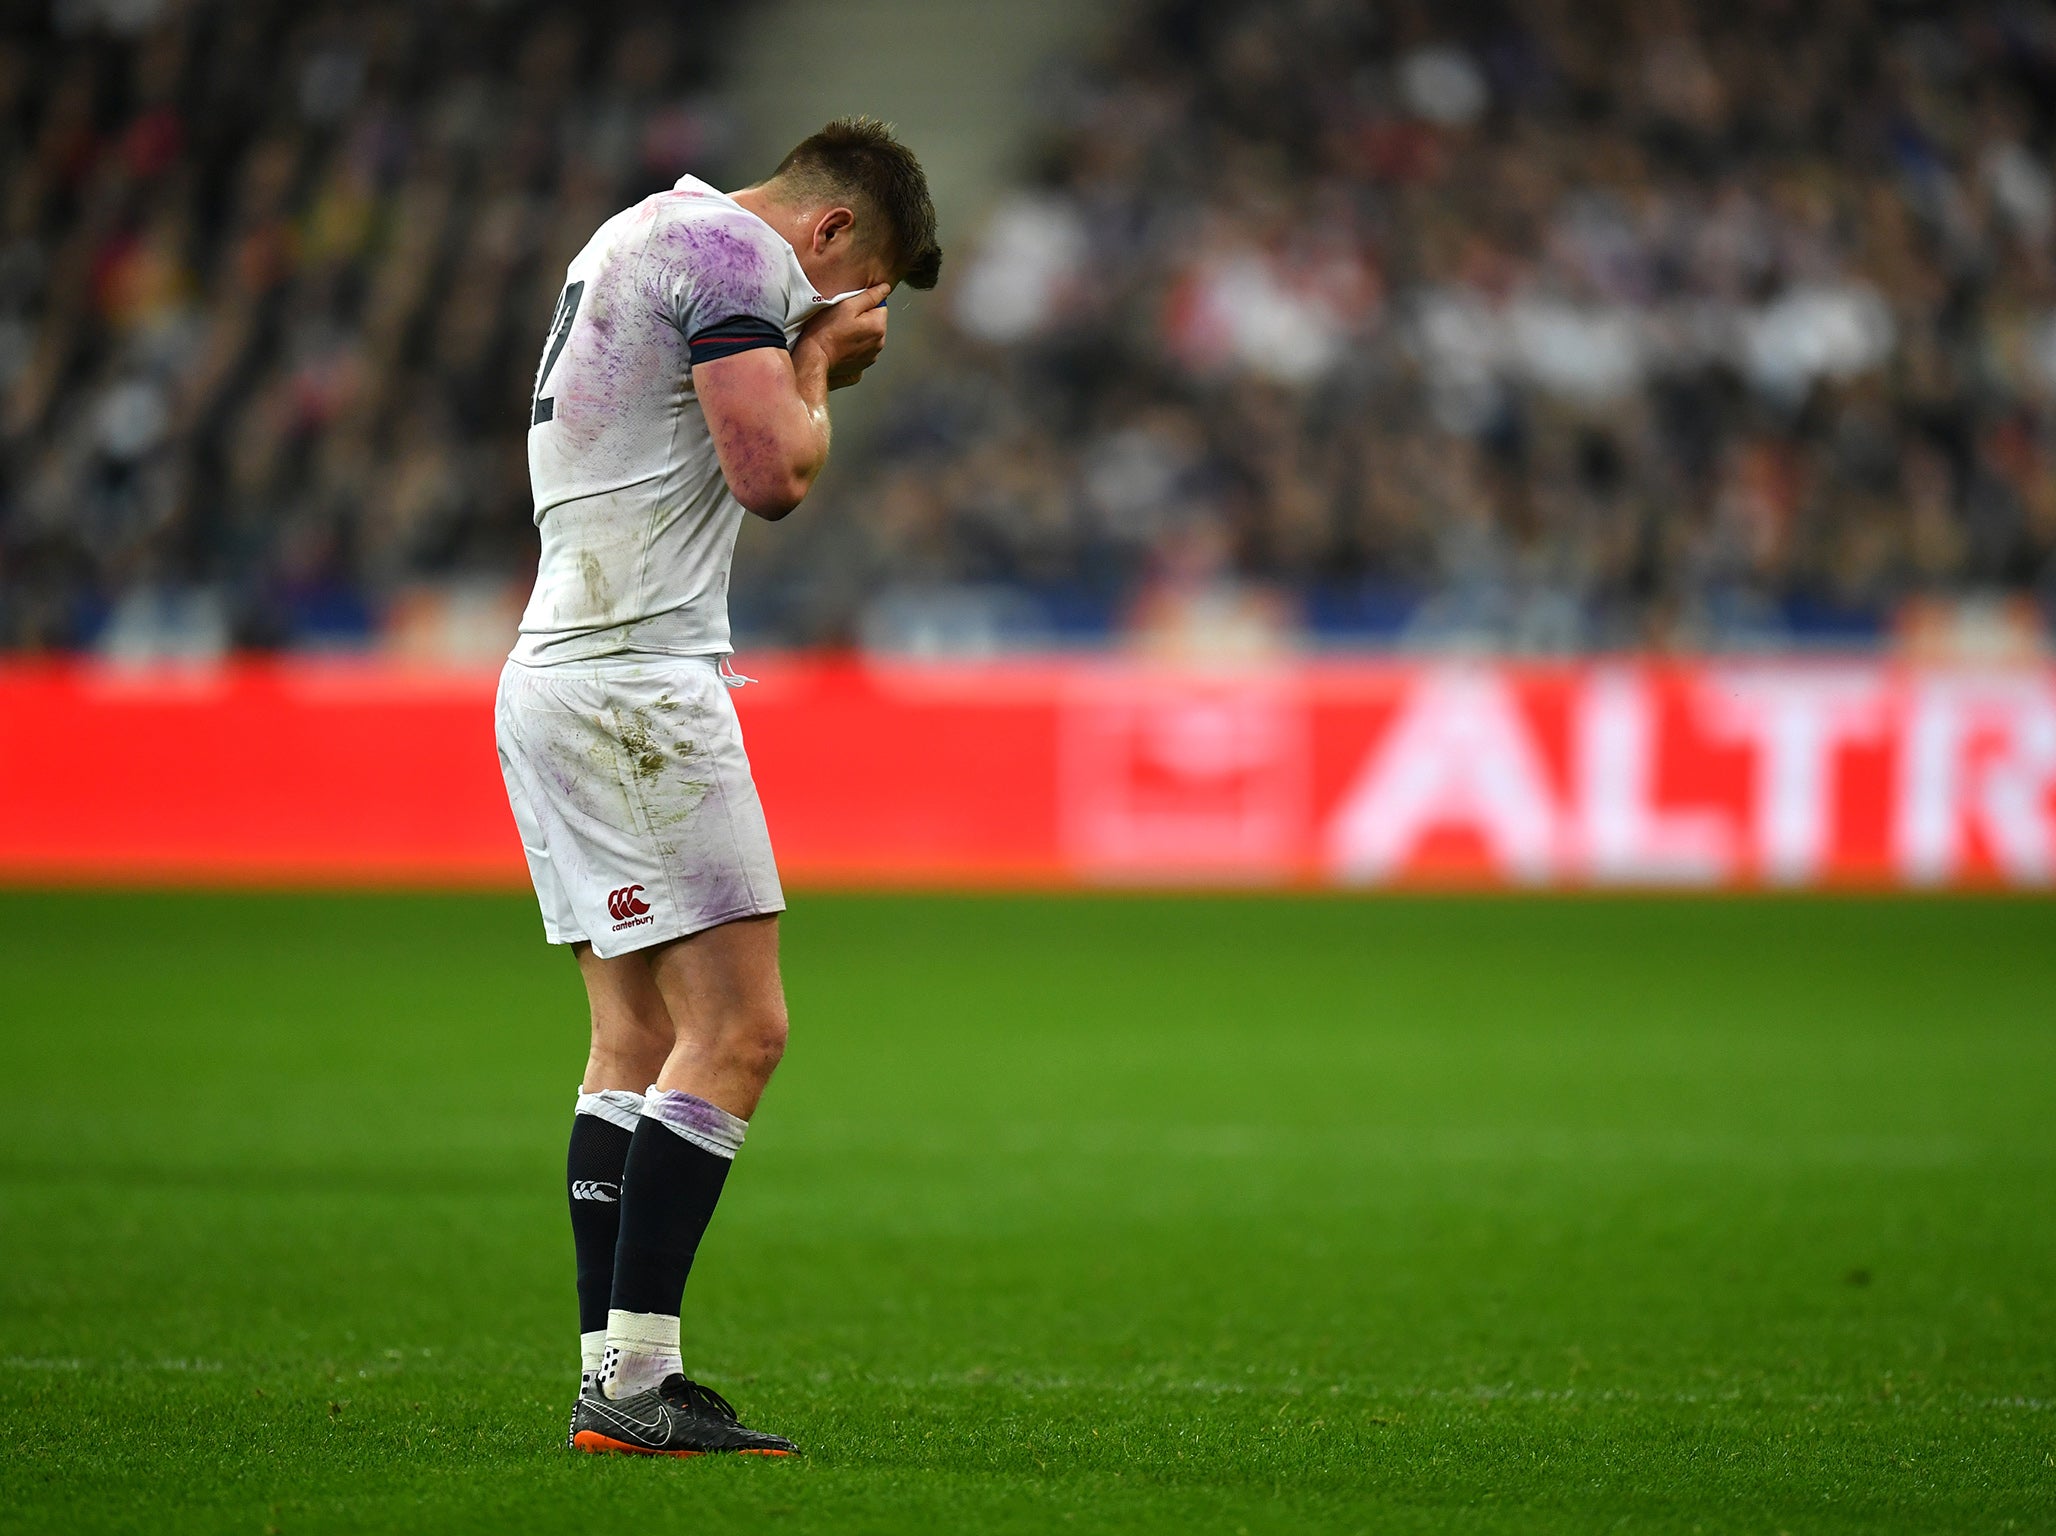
[{"xmin": 1, "ymin": 890, "xmax": 2051, "ymax": 1533}]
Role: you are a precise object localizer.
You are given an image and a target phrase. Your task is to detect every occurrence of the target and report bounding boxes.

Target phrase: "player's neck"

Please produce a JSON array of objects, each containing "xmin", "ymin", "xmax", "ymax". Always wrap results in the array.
[
  {"xmin": 730, "ymin": 185, "xmax": 813, "ymax": 263},
  {"xmin": 728, "ymin": 185, "xmax": 782, "ymax": 227}
]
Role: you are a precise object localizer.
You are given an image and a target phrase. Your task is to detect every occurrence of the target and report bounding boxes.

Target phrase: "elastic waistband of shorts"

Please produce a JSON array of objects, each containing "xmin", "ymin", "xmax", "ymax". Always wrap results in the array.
[{"xmin": 503, "ymin": 650, "xmax": 729, "ymax": 682}]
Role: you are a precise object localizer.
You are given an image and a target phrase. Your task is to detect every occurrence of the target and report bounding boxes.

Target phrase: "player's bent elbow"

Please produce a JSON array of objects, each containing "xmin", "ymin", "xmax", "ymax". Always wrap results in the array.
[
  {"xmin": 733, "ymin": 469, "xmax": 813, "ymax": 521},
  {"xmin": 739, "ymin": 490, "xmax": 800, "ymax": 521}
]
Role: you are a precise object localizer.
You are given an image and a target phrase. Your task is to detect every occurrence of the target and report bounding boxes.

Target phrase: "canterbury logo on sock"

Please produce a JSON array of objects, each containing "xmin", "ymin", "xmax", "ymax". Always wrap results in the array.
[{"xmin": 571, "ymin": 1180, "xmax": 620, "ymax": 1202}]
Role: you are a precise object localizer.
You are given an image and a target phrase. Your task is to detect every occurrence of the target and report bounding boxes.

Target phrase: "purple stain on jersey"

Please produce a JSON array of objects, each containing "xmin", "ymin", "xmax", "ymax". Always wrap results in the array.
[
  {"xmin": 547, "ymin": 202, "xmax": 783, "ymax": 455},
  {"xmin": 651, "ymin": 216, "xmax": 776, "ymax": 322},
  {"xmin": 546, "ymin": 253, "xmax": 664, "ymax": 451}
]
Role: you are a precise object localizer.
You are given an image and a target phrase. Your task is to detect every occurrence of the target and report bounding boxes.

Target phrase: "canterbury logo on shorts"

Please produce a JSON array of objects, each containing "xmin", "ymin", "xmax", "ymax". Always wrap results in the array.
[{"xmin": 608, "ymin": 884, "xmax": 654, "ymax": 931}]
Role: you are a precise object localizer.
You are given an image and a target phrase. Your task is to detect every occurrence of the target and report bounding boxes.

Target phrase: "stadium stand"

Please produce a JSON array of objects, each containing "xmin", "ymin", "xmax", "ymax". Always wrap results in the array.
[
  {"xmin": 0, "ymin": 0, "xmax": 746, "ymax": 654},
  {"xmin": 5, "ymin": 1, "xmax": 2055, "ymax": 657},
  {"xmin": 767, "ymin": 0, "xmax": 2056, "ymax": 655}
]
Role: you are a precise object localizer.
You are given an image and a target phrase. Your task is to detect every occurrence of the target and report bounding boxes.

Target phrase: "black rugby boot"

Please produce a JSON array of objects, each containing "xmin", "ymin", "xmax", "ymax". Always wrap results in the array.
[
  {"xmin": 570, "ymin": 1375, "xmax": 797, "ymax": 1457},
  {"xmin": 566, "ymin": 1372, "xmax": 602, "ymax": 1449}
]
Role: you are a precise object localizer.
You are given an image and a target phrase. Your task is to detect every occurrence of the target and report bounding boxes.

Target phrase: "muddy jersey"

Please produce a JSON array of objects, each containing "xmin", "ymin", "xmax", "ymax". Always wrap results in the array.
[{"xmin": 512, "ymin": 175, "xmax": 823, "ymax": 666}]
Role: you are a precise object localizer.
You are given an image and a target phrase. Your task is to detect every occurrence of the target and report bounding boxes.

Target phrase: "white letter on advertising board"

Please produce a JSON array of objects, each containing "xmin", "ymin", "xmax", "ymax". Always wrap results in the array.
[
  {"xmin": 1897, "ymin": 674, "xmax": 2056, "ymax": 885},
  {"xmin": 1700, "ymin": 667, "xmax": 1887, "ymax": 884},
  {"xmin": 1573, "ymin": 667, "xmax": 1733, "ymax": 884},
  {"xmin": 1326, "ymin": 669, "xmax": 1559, "ymax": 884}
]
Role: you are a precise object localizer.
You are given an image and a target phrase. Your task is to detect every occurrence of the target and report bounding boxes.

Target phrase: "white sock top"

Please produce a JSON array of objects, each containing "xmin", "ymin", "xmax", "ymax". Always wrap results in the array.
[
  {"xmin": 574, "ymin": 1087, "xmax": 645, "ymax": 1132},
  {"xmin": 641, "ymin": 1087, "xmax": 748, "ymax": 1160}
]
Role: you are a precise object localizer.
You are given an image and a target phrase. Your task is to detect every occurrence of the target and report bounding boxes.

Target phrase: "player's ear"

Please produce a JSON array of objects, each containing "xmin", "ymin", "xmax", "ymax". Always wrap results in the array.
[{"xmin": 812, "ymin": 205, "xmax": 856, "ymax": 253}]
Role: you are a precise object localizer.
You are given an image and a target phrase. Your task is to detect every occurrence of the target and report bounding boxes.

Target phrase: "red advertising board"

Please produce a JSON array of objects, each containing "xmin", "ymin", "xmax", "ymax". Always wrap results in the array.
[{"xmin": 1, "ymin": 656, "xmax": 2052, "ymax": 889}]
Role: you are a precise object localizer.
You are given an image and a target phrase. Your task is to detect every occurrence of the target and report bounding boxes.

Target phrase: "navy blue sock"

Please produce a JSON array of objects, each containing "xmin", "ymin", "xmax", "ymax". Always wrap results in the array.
[
  {"xmin": 600, "ymin": 1089, "xmax": 750, "ymax": 1396},
  {"xmin": 568, "ymin": 1092, "xmax": 641, "ymax": 1340},
  {"xmin": 608, "ymin": 1110, "xmax": 735, "ymax": 1316}
]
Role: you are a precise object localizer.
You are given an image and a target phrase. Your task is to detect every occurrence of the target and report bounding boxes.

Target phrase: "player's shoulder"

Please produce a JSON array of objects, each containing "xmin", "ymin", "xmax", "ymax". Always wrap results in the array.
[
  {"xmin": 634, "ymin": 182, "xmax": 785, "ymax": 270},
  {"xmin": 627, "ymin": 186, "xmax": 798, "ymax": 324}
]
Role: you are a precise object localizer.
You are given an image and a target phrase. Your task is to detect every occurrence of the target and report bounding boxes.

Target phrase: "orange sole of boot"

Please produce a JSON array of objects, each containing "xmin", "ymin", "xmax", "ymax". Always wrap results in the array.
[{"xmin": 572, "ymin": 1430, "xmax": 791, "ymax": 1457}]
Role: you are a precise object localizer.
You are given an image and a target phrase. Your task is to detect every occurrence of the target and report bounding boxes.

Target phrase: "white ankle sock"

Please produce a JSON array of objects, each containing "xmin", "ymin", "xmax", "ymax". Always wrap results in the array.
[
  {"xmin": 579, "ymin": 1329, "xmax": 606, "ymax": 1383},
  {"xmin": 600, "ymin": 1309, "xmax": 681, "ymax": 1399}
]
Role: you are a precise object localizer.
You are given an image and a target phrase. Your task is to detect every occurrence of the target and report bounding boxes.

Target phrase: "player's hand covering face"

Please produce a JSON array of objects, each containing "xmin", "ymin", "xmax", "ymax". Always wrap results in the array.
[{"xmin": 799, "ymin": 285, "xmax": 890, "ymax": 389}]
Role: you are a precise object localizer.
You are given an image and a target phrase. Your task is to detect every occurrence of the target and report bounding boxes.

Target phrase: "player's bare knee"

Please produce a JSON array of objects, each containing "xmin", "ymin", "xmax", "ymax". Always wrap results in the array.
[
  {"xmin": 749, "ymin": 1002, "xmax": 790, "ymax": 1074},
  {"xmin": 727, "ymin": 1001, "xmax": 788, "ymax": 1082}
]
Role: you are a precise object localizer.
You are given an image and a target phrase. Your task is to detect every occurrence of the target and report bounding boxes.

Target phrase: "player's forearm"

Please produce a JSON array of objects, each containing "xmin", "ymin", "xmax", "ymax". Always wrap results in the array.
[
  {"xmin": 697, "ymin": 347, "xmax": 834, "ymax": 521},
  {"xmin": 786, "ymin": 342, "xmax": 834, "ymax": 489},
  {"xmin": 739, "ymin": 350, "xmax": 831, "ymax": 521}
]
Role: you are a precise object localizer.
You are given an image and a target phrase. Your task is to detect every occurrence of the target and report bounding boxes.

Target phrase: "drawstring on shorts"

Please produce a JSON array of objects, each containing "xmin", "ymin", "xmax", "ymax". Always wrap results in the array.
[{"xmin": 716, "ymin": 656, "xmax": 755, "ymax": 689}]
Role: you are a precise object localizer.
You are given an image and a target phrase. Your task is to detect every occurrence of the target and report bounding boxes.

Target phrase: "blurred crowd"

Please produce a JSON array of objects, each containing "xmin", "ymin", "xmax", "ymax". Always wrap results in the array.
[
  {"xmin": 7, "ymin": 0, "xmax": 2056, "ymax": 657},
  {"xmin": 0, "ymin": 0, "xmax": 741, "ymax": 653},
  {"xmin": 774, "ymin": 0, "xmax": 2056, "ymax": 654}
]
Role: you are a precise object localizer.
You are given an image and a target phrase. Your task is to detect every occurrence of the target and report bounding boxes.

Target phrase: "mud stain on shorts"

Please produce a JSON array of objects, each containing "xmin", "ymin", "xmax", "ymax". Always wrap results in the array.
[
  {"xmin": 618, "ymin": 711, "xmax": 668, "ymax": 781},
  {"xmin": 616, "ymin": 700, "xmax": 712, "ymax": 831}
]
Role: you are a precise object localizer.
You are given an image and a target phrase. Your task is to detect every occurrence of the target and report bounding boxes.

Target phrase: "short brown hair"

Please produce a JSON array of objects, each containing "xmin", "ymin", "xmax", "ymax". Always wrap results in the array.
[{"xmin": 770, "ymin": 117, "xmax": 942, "ymax": 290}]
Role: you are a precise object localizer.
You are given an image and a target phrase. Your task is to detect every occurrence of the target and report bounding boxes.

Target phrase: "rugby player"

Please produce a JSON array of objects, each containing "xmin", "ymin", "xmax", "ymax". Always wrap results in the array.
[{"xmin": 495, "ymin": 118, "xmax": 940, "ymax": 1457}]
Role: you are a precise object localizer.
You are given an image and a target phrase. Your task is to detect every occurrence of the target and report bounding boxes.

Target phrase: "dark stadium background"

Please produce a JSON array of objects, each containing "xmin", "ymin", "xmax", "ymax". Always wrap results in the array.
[
  {"xmin": 8, "ymin": 0, "xmax": 2056, "ymax": 656},
  {"xmin": 1, "ymin": 3, "xmax": 2052, "ymax": 1533}
]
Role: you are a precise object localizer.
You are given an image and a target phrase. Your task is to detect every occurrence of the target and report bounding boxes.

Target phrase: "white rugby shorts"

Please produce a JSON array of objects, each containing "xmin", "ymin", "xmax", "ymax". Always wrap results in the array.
[{"xmin": 494, "ymin": 655, "xmax": 785, "ymax": 957}]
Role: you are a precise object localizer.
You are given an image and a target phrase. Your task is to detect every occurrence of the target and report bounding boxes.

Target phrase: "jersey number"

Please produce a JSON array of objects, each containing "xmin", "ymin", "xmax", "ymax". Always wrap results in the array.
[{"xmin": 530, "ymin": 280, "xmax": 585, "ymax": 426}]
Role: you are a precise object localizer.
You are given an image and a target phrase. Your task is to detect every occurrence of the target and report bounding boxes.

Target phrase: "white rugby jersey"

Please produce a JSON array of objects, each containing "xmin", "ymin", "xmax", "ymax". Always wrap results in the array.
[{"xmin": 512, "ymin": 175, "xmax": 827, "ymax": 666}]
